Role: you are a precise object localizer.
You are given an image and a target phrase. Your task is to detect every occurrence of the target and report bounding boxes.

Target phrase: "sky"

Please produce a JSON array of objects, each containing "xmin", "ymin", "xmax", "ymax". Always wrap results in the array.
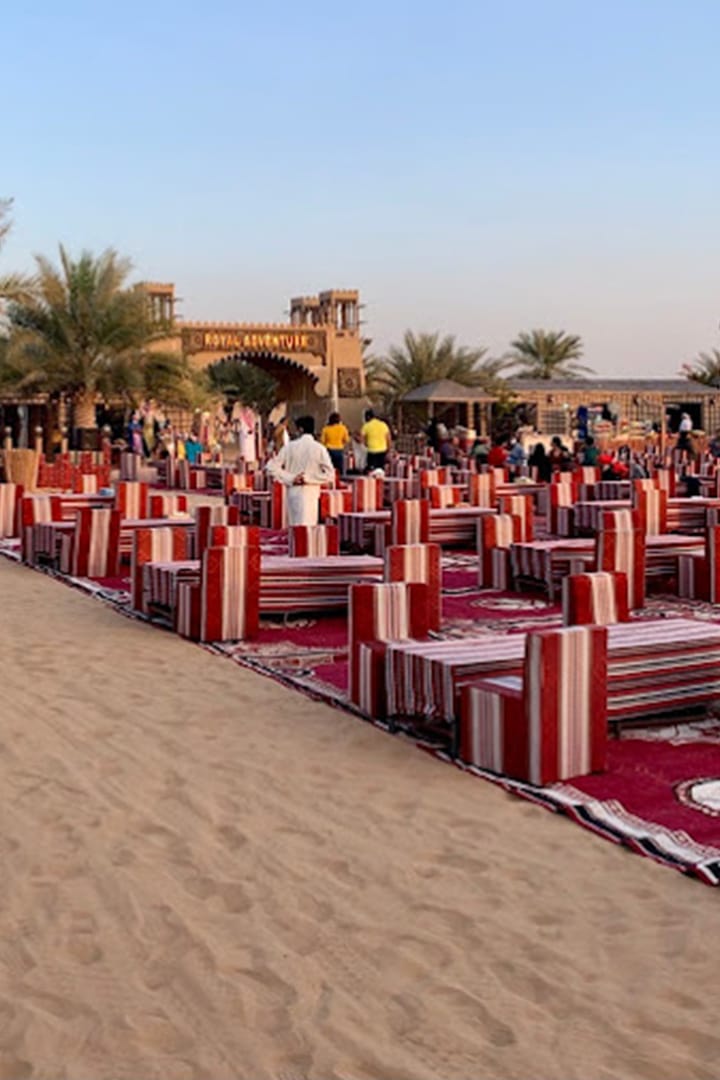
[{"xmin": 3, "ymin": 0, "xmax": 720, "ymax": 376}]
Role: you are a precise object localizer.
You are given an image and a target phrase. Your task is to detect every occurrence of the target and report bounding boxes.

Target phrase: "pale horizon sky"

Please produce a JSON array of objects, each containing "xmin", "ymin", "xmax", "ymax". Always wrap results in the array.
[{"xmin": 3, "ymin": 0, "xmax": 720, "ymax": 377}]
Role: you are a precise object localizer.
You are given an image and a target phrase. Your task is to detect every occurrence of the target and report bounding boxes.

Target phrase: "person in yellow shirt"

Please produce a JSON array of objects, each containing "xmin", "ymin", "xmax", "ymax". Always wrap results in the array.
[
  {"xmin": 320, "ymin": 411, "xmax": 350, "ymax": 474},
  {"xmin": 360, "ymin": 408, "xmax": 392, "ymax": 472}
]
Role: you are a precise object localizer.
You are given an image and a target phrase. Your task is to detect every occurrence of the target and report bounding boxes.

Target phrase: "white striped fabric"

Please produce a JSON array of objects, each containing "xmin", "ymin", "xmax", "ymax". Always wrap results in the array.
[
  {"xmin": 373, "ymin": 582, "xmax": 410, "ymax": 642},
  {"xmin": 527, "ymin": 627, "xmax": 592, "ymax": 784}
]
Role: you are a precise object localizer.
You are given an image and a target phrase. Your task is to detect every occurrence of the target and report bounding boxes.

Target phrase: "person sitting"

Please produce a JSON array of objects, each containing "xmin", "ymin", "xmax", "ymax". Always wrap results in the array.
[
  {"xmin": 528, "ymin": 442, "xmax": 551, "ymax": 483},
  {"xmin": 506, "ymin": 438, "xmax": 527, "ymax": 470},
  {"xmin": 581, "ymin": 435, "xmax": 599, "ymax": 466},
  {"xmin": 487, "ymin": 439, "xmax": 508, "ymax": 468},
  {"xmin": 548, "ymin": 435, "xmax": 571, "ymax": 473}
]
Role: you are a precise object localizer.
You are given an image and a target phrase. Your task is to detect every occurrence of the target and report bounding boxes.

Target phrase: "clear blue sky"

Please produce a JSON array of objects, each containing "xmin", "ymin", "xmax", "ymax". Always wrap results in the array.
[{"xmin": 3, "ymin": 0, "xmax": 720, "ymax": 375}]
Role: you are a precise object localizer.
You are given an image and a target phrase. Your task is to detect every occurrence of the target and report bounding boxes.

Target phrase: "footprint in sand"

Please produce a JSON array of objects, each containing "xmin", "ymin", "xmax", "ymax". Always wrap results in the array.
[{"xmin": 66, "ymin": 911, "xmax": 103, "ymax": 965}]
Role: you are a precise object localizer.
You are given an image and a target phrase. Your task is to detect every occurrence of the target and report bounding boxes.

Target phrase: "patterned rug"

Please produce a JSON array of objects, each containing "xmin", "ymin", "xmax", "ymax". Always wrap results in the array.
[{"xmin": 5, "ymin": 535, "xmax": 720, "ymax": 884}]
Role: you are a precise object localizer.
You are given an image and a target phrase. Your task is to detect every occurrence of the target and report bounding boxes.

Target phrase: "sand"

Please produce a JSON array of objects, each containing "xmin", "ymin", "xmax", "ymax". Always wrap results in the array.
[{"xmin": 1, "ymin": 559, "xmax": 720, "ymax": 1080}]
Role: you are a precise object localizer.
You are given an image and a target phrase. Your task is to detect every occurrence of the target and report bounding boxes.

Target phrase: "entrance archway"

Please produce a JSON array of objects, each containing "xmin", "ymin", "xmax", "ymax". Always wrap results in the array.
[{"xmin": 208, "ymin": 351, "xmax": 321, "ymax": 417}]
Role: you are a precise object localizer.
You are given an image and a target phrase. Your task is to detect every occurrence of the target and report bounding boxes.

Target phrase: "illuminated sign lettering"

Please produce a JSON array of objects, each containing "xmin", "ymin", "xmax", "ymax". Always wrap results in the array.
[{"xmin": 202, "ymin": 331, "xmax": 310, "ymax": 352}]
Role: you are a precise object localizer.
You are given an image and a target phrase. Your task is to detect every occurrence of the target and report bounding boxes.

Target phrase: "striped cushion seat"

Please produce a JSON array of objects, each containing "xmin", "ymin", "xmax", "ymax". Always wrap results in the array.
[
  {"xmin": 510, "ymin": 539, "xmax": 596, "ymax": 598},
  {"xmin": 271, "ymin": 481, "xmax": 288, "ymax": 530},
  {"xmin": 562, "ymin": 572, "xmax": 630, "ymax": 626},
  {"xmin": 478, "ymin": 513, "xmax": 521, "ymax": 588},
  {"xmin": 497, "ymin": 495, "xmax": 533, "ymax": 541},
  {"xmin": 384, "ymin": 543, "xmax": 442, "ymax": 631},
  {"xmin": 178, "ymin": 546, "xmax": 260, "ymax": 643},
  {"xmin": 351, "ymin": 477, "xmax": 383, "ymax": 512},
  {"xmin": 143, "ymin": 560, "xmax": 200, "ymax": 614},
  {"xmin": 390, "ymin": 499, "xmax": 430, "ymax": 545},
  {"xmin": 632, "ymin": 487, "xmax": 668, "ymax": 536},
  {"xmin": 549, "ymin": 482, "xmax": 577, "ymax": 537},
  {"xmin": 209, "ymin": 524, "xmax": 261, "ymax": 548},
  {"xmin": 120, "ymin": 452, "xmax": 142, "ymax": 480},
  {"xmin": 429, "ymin": 485, "xmax": 462, "ymax": 509},
  {"xmin": 20, "ymin": 493, "xmax": 63, "ymax": 563},
  {"xmin": 148, "ymin": 493, "xmax": 189, "ymax": 518},
  {"xmin": 73, "ymin": 473, "xmax": 99, "ymax": 494},
  {"xmin": 0, "ymin": 483, "xmax": 22, "ymax": 539},
  {"xmin": 386, "ymin": 619, "xmax": 720, "ymax": 730},
  {"xmin": 224, "ymin": 472, "xmax": 252, "ymax": 498},
  {"xmin": 115, "ymin": 482, "xmax": 149, "ymax": 520},
  {"xmin": 131, "ymin": 526, "xmax": 195, "ymax": 611},
  {"xmin": 419, "ymin": 468, "xmax": 451, "ymax": 490},
  {"xmin": 288, "ymin": 525, "xmax": 340, "ymax": 557},
  {"xmin": 319, "ymin": 489, "xmax": 352, "ymax": 521},
  {"xmin": 349, "ymin": 582, "xmax": 430, "ymax": 719},
  {"xmin": 60, "ymin": 508, "xmax": 121, "ymax": 578},
  {"xmin": 259, "ymin": 555, "xmax": 383, "ymax": 613},
  {"xmin": 678, "ymin": 525, "xmax": 720, "ymax": 602},
  {"xmin": 468, "ymin": 472, "xmax": 496, "ymax": 508},
  {"xmin": 194, "ymin": 504, "xmax": 241, "ymax": 560},
  {"xmin": 595, "ymin": 508, "xmax": 646, "ymax": 609},
  {"xmin": 459, "ymin": 626, "xmax": 608, "ymax": 785}
]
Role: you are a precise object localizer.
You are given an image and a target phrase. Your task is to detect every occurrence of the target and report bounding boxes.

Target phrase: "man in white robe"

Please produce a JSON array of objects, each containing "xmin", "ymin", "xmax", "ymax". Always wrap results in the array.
[{"xmin": 266, "ymin": 416, "xmax": 335, "ymax": 526}]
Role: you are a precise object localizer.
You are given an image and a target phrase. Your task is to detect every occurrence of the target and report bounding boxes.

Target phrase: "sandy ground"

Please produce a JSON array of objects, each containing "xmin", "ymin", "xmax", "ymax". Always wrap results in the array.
[{"xmin": 2, "ymin": 559, "xmax": 720, "ymax": 1080}]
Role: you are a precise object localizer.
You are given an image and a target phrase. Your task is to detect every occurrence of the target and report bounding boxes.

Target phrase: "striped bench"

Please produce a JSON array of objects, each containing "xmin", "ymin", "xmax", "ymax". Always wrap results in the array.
[{"xmin": 385, "ymin": 618, "xmax": 720, "ymax": 741}]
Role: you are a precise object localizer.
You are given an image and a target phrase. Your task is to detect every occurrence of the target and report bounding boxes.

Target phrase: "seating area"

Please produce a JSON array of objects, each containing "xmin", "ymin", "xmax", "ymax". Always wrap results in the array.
[{"xmin": 4, "ymin": 444, "xmax": 720, "ymax": 812}]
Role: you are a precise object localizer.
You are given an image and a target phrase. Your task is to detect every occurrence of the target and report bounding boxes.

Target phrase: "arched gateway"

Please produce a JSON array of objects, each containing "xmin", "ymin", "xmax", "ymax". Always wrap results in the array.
[{"xmin": 149, "ymin": 284, "xmax": 367, "ymax": 427}]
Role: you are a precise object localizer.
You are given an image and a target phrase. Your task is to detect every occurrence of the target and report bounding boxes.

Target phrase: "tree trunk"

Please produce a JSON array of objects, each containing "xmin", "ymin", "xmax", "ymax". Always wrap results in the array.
[{"xmin": 73, "ymin": 390, "xmax": 98, "ymax": 430}]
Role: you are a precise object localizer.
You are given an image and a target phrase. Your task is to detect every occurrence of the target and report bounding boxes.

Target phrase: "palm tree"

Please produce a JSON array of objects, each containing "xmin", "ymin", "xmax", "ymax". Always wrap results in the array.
[
  {"xmin": 5, "ymin": 246, "xmax": 171, "ymax": 431},
  {"xmin": 367, "ymin": 330, "xmax": 507, "ymax": 411},
  {"xmin": 680, "ymin": 349, "xmax": 720, "ymax": 387},
  {"xmin": 206, "ymin": 358, "xmax": 279, "ymax": 417},
  {"xmin": 509, "ymin": 329, "xmax": 592, "ymax": 380},
  {"xmin": 0, "ymin": 198, "xmax": 35, "ymax": 304}
]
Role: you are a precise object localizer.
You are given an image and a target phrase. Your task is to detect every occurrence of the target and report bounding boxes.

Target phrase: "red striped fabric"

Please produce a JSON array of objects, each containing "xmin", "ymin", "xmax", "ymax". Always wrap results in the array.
[
  {"xmin": 351, "ymin": 477, "xmax": 384, "ymax": 512},
  {"xmin": 478, "ymin": 513, "xmax": 522, "ymax": 587},
  {"xmin": 497, "ymin": 495, "xmax": 534, "ymax": 541},
  {"xmin": 596, "ymin": 509, "xmax": 646, "ymax": 609},
  {"xmin": 348, "ymin": 582, "xmax": 430, "ymax": 717},
  {"xmin": 319, "ymin": 489, "xmax": 352, "ymax": 521},
  {"xmin": 131, "ymin": 526, "xmax": 194, "ymax": 611},
  {"xmin": 0, "ymin": 483, "xmax": 22, "ymax": 539},
  {"xmin": 384, "ymin": 543, "xmax": 442, "ymax": 631},
  {"xmin": 194, "ymin": 504, "xmax": 241, "ymax": 560},
  {"xmin": 390, "ymin": 499, "xmax": 430, "ymax": 545},
  {"xmin": 561, "ymin": 572, "xmax": 630, "ymax": 626},
  {"xmin": 288, "ymin": 525, "xmax": 340, "ymax": 557},
  {"xmin": 460, "ymin": 625, "xmax": 608, "ymax": 785},
  {"xmin": 115, "ymin": 482, "xmax": 149, "ymax": 520},
  {"xmin": 68, "ymin": 508, "xmax": 121, "ymax": 578},
  {"xmin": 20, "ymin": 494, "xmax": 63, "ymax": 563},
  {"xmin": 148, "ymin": 493, "xmax": 189, "ymax": 518},
  {"xmin": 271, "ymin": 482, "xmax": 287, "ymax": 529},
  {"xmin": 468, "ymin": 472, "xmax": 496, "ymax": 508},
  {"xmin": 209, "ymin": 525, "xmax": 261, "ymax": 548},
  {"xmin": 200, "ymin": 545, "xmax": 260, "ymax": 643},
  {"xmin": 632, "ymin": 487, "xmax": 668, "ymax": 536}
]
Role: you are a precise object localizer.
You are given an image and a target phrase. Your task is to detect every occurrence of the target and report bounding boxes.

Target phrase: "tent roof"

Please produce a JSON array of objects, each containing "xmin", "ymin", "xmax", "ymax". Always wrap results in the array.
[{"xmin": 401, "ymin": 379, "xmax": 496, "ymax": 403}]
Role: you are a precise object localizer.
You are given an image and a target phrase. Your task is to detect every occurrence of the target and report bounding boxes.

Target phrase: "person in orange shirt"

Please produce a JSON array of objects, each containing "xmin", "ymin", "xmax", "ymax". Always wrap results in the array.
[{"xmin": 320, "ymin": 411, "xmax": 350, "ymax": 474}]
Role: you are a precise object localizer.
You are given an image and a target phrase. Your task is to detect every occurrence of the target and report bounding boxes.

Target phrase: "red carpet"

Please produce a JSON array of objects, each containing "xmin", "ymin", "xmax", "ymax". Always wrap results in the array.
[{"xmin": 5, "ymin": 533, "xmax": 720, "ymax": 884}]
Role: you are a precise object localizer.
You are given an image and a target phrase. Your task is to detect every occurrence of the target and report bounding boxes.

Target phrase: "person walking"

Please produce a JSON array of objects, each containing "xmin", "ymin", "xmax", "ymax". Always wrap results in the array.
[
  {"xmin": 361, "ymin": 409, "xmax": 392, "ymax": 473},
  {"xmin": 266, "ymin": 416, "xmax": 335, "ymax": 526}
]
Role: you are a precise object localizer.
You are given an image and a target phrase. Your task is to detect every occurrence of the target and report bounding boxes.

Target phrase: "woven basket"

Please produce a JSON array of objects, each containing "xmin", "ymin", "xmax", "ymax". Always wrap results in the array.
[{"xmin": 3, "ymin": 448, "xmax": 39, "ymax": 491}]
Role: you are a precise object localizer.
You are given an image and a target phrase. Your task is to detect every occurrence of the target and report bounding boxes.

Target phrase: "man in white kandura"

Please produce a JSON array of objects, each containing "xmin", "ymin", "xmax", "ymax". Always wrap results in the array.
[{"xmin": 266, "ymin": 415, "xmax": 335, "ymax": 526}]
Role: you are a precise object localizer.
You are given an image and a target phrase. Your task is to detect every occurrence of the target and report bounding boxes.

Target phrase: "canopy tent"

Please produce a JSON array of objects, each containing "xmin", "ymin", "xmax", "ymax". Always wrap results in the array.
[{"xmin": 399, "ymin": 379, "xmax": 497, "ymax": 435}]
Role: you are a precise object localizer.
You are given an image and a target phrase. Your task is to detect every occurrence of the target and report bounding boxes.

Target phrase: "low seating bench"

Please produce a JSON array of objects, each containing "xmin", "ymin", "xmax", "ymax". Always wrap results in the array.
[
  {"xmin": 385, "ymin": 618, "xmax": 720, "ymax": 742},
  {"xmin": 511, "ymin": 535, "xmax": 705, "ymax": 597},
  {"xmin": 338, "ymin": 507, "xmax": 495, "ymax": 552},
  {"xmin": 144, "ymin": 553, "xmax": 383, "ymax": 621}
]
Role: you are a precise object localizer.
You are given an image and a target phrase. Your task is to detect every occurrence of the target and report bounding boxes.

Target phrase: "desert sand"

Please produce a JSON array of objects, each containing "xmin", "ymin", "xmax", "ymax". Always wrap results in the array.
[{"xmin": 1, "ymin": 558, "xmax": 720, "ymax": 1080}]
